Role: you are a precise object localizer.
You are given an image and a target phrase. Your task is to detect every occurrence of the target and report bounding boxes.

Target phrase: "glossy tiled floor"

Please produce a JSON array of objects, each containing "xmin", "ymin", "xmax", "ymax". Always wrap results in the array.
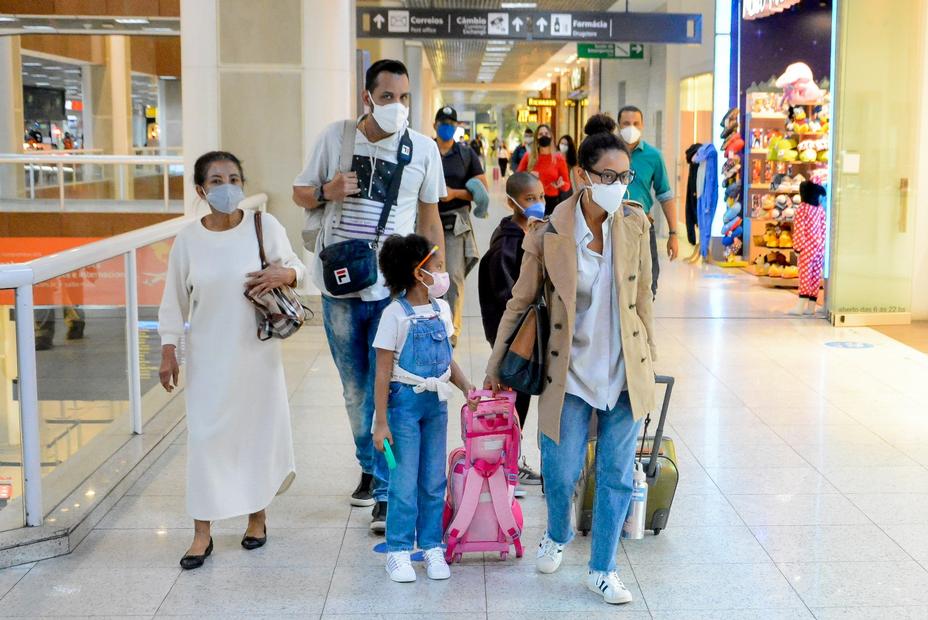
[{"xmin": 3, "ymin": 182, "xmax": 928, "ymax": 618}]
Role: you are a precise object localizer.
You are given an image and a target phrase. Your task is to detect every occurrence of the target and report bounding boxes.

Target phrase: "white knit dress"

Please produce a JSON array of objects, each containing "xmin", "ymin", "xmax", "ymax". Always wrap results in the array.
[{"xmin": 158, "ymin": 210, "xmax": 304, "ymax": 521}]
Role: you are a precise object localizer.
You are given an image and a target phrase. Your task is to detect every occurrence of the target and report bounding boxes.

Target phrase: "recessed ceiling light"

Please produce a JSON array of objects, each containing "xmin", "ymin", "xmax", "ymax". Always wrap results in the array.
[
  {"xmin": 23, "ymin": 25, "xmax": 54, "ymax": 31},
  {"xmin": 0, "ymin": 15, "xmax": 18, "ymax": 22},
  {"xmin": 142, "ymin": 26, "xmax": 175, "ymax": 33},
  {"xmin": 35, "ymin": 82, "xmax": 50, "ymax": 86},
  {"xmin": 114, "ymin": 17, "xmax": 150, "ymax": 25},
  {"xmin": 501, "ymin": 2, "xmax": 537, "ymax": 8},
  {"xmin": 22, "ymin": 61, "xmax": 41, "ymax": 67}
]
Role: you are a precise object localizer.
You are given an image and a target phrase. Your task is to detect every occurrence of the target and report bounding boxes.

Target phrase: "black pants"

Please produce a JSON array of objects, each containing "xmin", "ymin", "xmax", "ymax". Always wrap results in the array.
[
  {"xmin": 515, "ymin": 391, "xmax": 531, "ymax": 430},
  {"xmin": 649, "ymin": 226, "xmax": 660, "ymax": 298},
  {"xmin": 498, "ymin": 158, "xmax": 508, "ymax": 176},
  {"xmin": 544, "ymin": 194, "xmax": 561, "ymax": 216}
]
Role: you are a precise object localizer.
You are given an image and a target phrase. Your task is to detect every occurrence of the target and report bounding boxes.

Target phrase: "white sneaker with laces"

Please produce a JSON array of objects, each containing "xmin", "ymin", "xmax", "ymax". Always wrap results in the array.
[
  {"xmin": 587, "ymin": 570, "xmax": 633, "ymax": 604},
  {"xmin": 385, "ymin": 551, "xmax": 416, "ymax": 583},
  {"xmin": 536, "ymin": 532, "xmax": 565, "ymax": 574},
  {"xmin": 423, "ymin": 547, "xmax": 451, "ymax": 580}
]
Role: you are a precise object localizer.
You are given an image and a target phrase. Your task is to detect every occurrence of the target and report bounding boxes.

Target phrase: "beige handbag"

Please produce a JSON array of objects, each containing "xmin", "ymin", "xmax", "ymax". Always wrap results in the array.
[{"xmin": 244, "ymin": 211, "xmax": 308, "ymax": 341}]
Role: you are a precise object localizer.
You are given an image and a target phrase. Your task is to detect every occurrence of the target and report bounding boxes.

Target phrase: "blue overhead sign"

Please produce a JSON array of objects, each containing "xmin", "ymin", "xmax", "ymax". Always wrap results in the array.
[{"xmin": 357, "ymin": 8, "xmax": 702, "ymax": 45}]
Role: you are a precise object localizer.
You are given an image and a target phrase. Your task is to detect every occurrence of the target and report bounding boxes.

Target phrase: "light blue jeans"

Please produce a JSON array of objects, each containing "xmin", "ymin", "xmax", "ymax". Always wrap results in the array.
[
  {"xmin": 385, "ymin": 296, "xmax": 452, "ymax": 552},
  {"xmin": 540, "ymin": 391, "xmax": 642, "ymax": 572},
  {"xmin": 321, "ymin": 295, "xmax": 392, "ymax": 502}
]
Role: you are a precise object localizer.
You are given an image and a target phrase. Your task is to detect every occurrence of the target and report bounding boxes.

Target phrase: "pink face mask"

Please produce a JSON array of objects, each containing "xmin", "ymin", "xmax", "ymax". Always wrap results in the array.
[{"xmin": 420, "ymin": 269, "xmax": 450, "ymax": 298}]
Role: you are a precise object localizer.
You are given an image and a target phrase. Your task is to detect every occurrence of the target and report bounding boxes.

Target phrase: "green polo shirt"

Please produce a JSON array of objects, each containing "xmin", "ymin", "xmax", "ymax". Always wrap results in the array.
[{"xmin": 627, "ymin": 140, "xmax": 672, "ymax": 214}]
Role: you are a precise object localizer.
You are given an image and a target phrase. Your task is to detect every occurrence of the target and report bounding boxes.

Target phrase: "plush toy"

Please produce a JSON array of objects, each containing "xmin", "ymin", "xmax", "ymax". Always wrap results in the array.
[
  {"xmin": 721, "ymin": 235, "xmax": 734, "ymax": 247},
  {"xmin": 762, "ymin": 194, "xmax": 776, "ymax": 211},
  {"xmin": 781, "ymin": 206, "xmax": 796, "ymax": 220},
  {"xmin": 768, "ymin": 264, "xmax": 784, "ymax": 278},
  {"xmin": 779, "ymin": 230, "xmax": 793, "ymax": 248},
  {"xmin": 723, "ymin": 203, "xmax": 742, "ymax": 222},
  {"xmin": 798, "ymin": 139, "xmax": 817, "ymax": 162},
  {"xmin": 782, "ymin": 265, "xmax": 799, "ymax": 279},
  {"xmin": 776, "ymin": 62, "xmax": 826, "ymax": 105},
  {"xmin": 792, "ymin": 194, "xmax": 801, "ymax": 205},
  {"xmin": 792, "ymin": 107, "xmax": 810, "ymax": 134},
  {"xmin": 775, "ymin": 194, "xmax": 790, "ymax": 210}
]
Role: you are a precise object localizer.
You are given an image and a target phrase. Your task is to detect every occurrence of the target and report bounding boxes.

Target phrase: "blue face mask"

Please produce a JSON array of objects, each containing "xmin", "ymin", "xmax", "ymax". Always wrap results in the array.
[
  {"xmin": 508, "ymin": 194, "xmax": 545, "ymax": 221},
  {"xmin": 205, "ymin": 183, "xmax": 245, "ymax": 214},
  {"xmin": 436, "ymin": 123, "xmax": 456, "ymax": 142}
]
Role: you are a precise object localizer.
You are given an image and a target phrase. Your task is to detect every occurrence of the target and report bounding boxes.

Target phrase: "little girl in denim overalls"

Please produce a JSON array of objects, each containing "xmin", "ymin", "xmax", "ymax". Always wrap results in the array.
[{"xmin": 372, "ymin": 234, "xmax": 477, "ymax": 584}]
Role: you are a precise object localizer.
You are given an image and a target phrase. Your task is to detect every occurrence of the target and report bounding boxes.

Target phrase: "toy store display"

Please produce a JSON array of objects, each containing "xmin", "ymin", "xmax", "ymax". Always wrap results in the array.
[
  {"xmin": 741, "ymin": 62, "xmax": 829, "ymax": 285},
  {"xmin": 718, "ymin": 107, "xmax": 746, "ymax": 267}
]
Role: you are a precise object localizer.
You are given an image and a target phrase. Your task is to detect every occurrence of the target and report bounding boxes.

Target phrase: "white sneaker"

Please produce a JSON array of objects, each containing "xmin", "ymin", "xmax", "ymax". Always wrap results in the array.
[
  {"xmin": 587, "ymin": 570, "xmax": 633, "ymax": 605},
  {"xmin": 423, "ymin": 547, "xmax": 451, "ymax": 580},
  {"xmin": 536, "ymin": 532, "xmax": 565, "ymax": 574},
  {"xmin": 514, "ymin": 484, "xmax": 527, "ymax": 498},
  {"xmin": 385, "ymin": 551, "xmax": 416, "ymax": 583}
]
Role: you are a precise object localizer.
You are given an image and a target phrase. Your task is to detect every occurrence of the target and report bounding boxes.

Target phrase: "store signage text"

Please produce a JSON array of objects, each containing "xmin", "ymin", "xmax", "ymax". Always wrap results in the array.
[
  {"xmin": 527, "ymin": 97, "xmax": 557, "ymax": 107},
  {"xmin": 577, "ymin": 43, "xmax": 644, "ymax": 59},
  {"xmin": 357, "ymin": 8, "xmax": 702, "ymax": 44},
  {"xmin": 742, "ymin": 0, "xmax": 802, "ymax": 20},
  {"xmin": 517, "ymin": 108, "xmax": 539, "ymax": 123}
]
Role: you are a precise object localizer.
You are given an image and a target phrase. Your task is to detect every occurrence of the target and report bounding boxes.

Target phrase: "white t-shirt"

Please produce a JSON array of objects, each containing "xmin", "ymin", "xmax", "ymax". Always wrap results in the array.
[
  {"xmin": 294, "ymin": 118, "xmax": 447, "ymax": 301},
  {"xmin": 372, "ymin": 297, "xmax": 453, "ymax": 374}
]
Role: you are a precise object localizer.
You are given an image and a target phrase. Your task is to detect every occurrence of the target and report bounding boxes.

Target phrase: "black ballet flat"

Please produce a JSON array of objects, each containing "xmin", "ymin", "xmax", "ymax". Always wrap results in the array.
[
  {"xmin": 179, "ymin": 537, "xmax": 213, "ymax": 570},
  {"xmin": 241, "ymin": 525, "xmax": 267, "ymax": 550}
]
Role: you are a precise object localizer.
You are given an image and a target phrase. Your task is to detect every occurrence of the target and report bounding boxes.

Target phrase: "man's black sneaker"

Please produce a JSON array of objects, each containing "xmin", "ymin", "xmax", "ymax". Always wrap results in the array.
[
  {"xmin": 350, "ymin": 472, "xmax": 375, "ymax": 507},
  {"xmin": 370, "ymin": 500, "xmax": 387, "ymax": 534}
]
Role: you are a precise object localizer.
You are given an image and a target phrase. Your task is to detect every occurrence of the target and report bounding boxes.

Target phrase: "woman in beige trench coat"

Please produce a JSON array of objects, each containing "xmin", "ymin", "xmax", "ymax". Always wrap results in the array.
[{"xmin": 485, "ymin": 131, "xmax": 657, "ymax": 606}]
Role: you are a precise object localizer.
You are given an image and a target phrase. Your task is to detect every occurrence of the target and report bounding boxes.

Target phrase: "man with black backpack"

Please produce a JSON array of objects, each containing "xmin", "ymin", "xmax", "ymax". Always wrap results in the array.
[
  {"xmin": 292, "ymin": 59, "xmax": 446, "ymax": 534},
  {"xmin": 434, "ymin": 105, "xmax": 488, "ymax": 346}
]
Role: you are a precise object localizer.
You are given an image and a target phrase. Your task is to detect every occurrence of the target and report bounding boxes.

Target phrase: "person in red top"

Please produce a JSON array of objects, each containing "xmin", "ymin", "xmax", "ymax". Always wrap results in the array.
[{"xmin": 517, "ymin": 123, "xmax": 571, "ymax": 215}]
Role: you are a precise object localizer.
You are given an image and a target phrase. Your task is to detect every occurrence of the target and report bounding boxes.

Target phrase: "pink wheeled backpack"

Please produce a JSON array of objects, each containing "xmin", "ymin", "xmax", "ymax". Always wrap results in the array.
[{"xmin": 442, "ymin": 390, "xmax": 524, "ymax": 563}]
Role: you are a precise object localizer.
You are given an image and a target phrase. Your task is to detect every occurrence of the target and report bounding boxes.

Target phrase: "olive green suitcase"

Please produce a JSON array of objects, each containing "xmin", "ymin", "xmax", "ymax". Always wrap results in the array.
[{"xmin": 575, "ymin": 375, "xmax": 678, "ymax": 536}]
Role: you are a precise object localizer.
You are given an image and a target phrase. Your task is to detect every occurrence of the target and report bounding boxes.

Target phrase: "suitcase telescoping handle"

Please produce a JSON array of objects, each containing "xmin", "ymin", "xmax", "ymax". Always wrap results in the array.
[{"xmin": 645, "ymin": 375, "xmax": 675, "ymax": 479}]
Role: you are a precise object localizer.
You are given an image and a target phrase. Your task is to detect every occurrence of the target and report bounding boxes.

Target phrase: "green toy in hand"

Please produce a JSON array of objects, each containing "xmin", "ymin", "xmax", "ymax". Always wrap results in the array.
[{"xmin": 383, "ymin": 439, "xmax": 397, "ymax": 470}]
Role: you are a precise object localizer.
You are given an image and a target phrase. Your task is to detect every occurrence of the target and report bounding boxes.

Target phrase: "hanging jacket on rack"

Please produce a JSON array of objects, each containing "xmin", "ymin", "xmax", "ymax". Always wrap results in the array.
[
  {"xmin": 684, "ymin": 143, "xmax": 703, "ymax": 246},
  {"xmin": 692, "ymin": 143, "xmax": 718, "ymax": 258}
]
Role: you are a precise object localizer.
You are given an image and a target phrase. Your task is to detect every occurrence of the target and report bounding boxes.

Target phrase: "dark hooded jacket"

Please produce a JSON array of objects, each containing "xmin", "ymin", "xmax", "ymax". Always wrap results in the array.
[{"xmin": 478, "ymin": 216, "xmax": 525, "ymax": 344}]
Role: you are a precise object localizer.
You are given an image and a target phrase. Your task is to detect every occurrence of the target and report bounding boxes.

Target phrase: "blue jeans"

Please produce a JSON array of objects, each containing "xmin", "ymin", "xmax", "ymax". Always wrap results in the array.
[
  {"xmin": 321, "ymin": 295, "xmax": 391, "ymax": 502},
  {"xmin": 385, "ymin": 384, "xmax": 448, "ymax": 552},
  {"xmin": 540, "ymin": 392, "xmax": 642, "ymax": 572}
]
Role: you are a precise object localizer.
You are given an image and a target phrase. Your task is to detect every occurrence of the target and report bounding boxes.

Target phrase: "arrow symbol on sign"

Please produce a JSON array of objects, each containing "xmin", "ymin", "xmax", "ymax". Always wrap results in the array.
[
  {"xmin": 513, "ymin": 17, "xmax": 523, "ymax": 32},
  {"xmin": 536, "ymin": 16, "xmax": 548, "ymax": 32},
  {"xmin": 373, "ymin": 14, "xmax": 385, "ymax": 29},
  {"xmin": 631, "ymin": 43, "xmax": 643, "ymax": 54}
]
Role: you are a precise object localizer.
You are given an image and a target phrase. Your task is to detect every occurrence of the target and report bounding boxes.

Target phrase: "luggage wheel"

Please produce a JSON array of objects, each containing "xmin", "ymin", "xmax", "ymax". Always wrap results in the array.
[
  {"xmin": 652, "ymin": 528, "xmax": 662, "ymax": 536},
  {"xmin": 580, "ymin": 529, "xmax": 589, "ymax": 537}
]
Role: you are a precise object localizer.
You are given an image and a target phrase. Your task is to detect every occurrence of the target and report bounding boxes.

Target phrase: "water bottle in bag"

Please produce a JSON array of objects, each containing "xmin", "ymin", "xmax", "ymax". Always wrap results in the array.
[{"xmin": 621, "ymin": 460, "xmax": 648, "ymax": 539}]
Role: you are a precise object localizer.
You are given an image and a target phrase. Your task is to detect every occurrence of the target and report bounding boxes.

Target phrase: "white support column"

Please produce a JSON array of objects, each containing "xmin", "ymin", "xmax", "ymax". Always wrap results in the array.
[
  {"xmin": 404, "ymin": 41, "xmax": 424, "ymax": 133},
  {"xmin": 180, "ymin": 0, "xmax": 220, "ymax": 215},
  {"xmin": 80, "ymin": 65, "xmax": 95, "ymax": 151},
  {"xmin": 0, "ymin": 36, "xmax": 24, "ymax": 200}
]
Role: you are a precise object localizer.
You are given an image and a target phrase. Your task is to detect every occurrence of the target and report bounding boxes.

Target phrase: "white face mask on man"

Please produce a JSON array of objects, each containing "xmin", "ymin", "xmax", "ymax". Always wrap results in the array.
[
  {"xmin": 368, "ymin": 91, "xmax": 409, "ymax": 134},
  {"xmin": 620, "ymin": 125, "xmax": 642, "ymax": 145}
]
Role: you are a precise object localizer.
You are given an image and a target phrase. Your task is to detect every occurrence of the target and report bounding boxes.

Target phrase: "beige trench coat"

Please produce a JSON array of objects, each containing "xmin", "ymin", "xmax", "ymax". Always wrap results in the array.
[{"xmin": 486, "ymin": 192, "xmax": 658, "ymax": 444}]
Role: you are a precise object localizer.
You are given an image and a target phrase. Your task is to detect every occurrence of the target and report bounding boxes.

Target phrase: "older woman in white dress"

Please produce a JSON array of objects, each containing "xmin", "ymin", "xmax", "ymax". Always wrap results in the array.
[{"xmin": 158, "ymin": 151, "xmax": 305, "ymax": 569}]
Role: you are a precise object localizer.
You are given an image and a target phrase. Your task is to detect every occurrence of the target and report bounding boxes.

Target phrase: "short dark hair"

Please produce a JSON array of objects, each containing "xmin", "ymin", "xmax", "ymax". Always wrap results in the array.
[
  {"xmin": 522, "ymin": 127, "xmax": 534, "ymax": 135},
  {"xmin": 193, "ymin": 151, "xmax": 244, "ymax": 186},
  {"xmin": 506, "ymin": 171, "xmax": 542, "ymax": 198},
  {"xmin": 578, "ymin": 132, "xmax": 631, "ymax": 171},
  {"xmin": 584, "ymin": 113, "xmax": 617, "ymax": 136},
  {"xmin": 365, "ymin": 59, "xmax": 409, "ymax": 93},
  {"xmin": 379, "ymin": 233, "xmax": 433, "ymax": 297},
  {"xmin": 618, "ymin": 105, "xmax": 644, "ymax": 122}
]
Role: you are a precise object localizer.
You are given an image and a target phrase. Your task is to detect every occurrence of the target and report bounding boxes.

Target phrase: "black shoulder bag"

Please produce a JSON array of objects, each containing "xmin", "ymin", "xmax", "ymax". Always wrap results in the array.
[
  {"xmin": 497, "ymin": 222, "xmax": 555, "ymax": 395},
  {"xmin": 318, "ymin": 130, "xmax": 413, "ymax": 296}
]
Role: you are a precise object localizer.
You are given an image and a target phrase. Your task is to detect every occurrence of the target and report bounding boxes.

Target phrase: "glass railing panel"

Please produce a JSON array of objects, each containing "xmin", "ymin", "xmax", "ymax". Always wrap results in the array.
[{"xmin": 32, "ymin": 257, "xmax": 132, "ymax": 515}]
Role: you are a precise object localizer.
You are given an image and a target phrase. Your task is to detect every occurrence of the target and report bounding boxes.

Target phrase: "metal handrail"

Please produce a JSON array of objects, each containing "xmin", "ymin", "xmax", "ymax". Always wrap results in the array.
[{"xmin": 0, "ymin": 192, "xmax": 268, "ymax": 528}]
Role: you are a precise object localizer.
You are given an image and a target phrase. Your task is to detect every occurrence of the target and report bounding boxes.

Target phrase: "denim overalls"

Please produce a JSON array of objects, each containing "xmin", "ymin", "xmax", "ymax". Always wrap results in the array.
[{"xmin": 385, "ymin": 296, "xmax": 453, "ymax": 553}]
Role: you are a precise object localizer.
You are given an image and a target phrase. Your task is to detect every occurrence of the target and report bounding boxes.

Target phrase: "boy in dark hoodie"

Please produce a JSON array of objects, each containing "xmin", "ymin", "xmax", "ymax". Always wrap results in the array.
[{"xmin": 478, "ymin": 171, "xmax": 546, "ymax": 490}]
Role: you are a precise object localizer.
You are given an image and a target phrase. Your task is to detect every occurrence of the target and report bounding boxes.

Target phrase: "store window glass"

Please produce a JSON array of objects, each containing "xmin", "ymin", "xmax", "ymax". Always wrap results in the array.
[{"xmin": 829, "ymin": 0, "xmax": 924, "ymax": 324}]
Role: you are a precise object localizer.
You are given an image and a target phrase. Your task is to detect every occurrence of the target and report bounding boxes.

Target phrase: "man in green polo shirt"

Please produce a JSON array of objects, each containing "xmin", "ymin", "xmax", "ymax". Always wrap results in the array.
[{"xmin": 618, "ymin": 105, "xmax": 679, "ymax": 297}]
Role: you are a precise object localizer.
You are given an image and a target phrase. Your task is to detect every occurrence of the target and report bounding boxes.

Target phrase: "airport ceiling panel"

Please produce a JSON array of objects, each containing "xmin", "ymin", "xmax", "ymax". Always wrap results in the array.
[{"xmin": 401, "ymin": 0, "xmax": 617, "ymax": 85}]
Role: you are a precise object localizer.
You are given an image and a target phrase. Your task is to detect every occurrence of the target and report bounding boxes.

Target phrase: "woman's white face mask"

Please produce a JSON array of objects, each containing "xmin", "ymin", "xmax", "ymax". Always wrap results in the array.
[{"xmin": 585, "ymin": 171, "xmax": 628, "ymax": 216}]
